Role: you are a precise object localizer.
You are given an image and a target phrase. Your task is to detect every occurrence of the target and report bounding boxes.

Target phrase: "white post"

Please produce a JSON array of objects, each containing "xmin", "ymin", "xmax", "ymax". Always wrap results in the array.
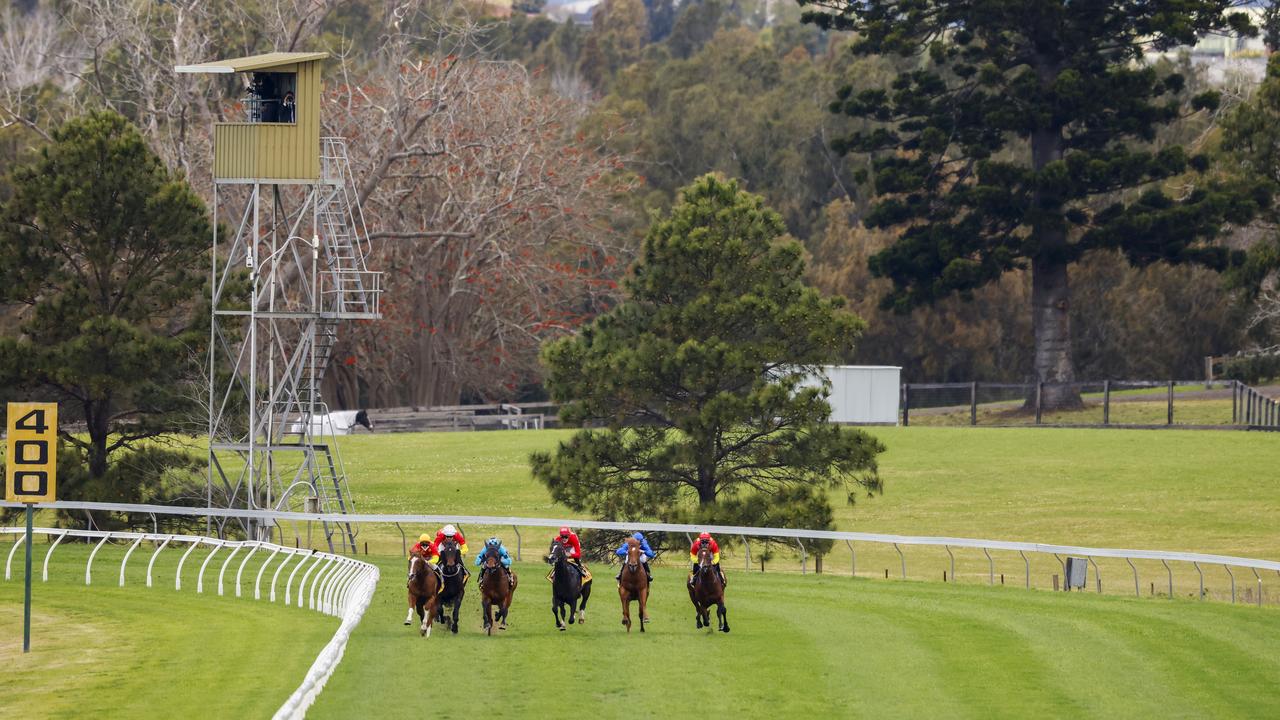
[
  {"xmin": 145, "ymin": 536, "xmax": 174, "ymax": 588},
  {"xmin": 118, "ymin": 536, "xmax": 146, "ymax": 587},
  {"xmin": 42, "ymin": 531, "xmax": 67, "ymax": 581},
  {"xmin": 86, "ymin": 535, "xmax": 111, "ymax": 585}
]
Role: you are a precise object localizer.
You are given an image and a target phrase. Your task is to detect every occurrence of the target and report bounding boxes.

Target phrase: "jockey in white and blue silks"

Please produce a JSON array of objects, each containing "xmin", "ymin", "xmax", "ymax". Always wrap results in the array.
[
  {"xmin": 614, "ymin": 531, "xmax": 655, "ymax": 583},
  {"xmin": 474, "ymin": 537, "xmax": 514, "ymax": 588}
]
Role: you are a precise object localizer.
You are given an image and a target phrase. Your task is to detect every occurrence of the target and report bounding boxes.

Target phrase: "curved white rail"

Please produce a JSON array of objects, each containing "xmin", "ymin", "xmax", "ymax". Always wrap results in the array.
[{"xmin": 1, "ymin": 526, "xmax": 379, "ymax": 720}]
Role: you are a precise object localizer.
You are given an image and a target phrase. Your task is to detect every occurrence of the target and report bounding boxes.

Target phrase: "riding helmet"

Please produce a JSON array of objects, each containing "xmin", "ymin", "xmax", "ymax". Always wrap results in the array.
[
  {"xmin": 443, "ymin": 524, "xmax": 457, "ymax": 537},
  {"xmin": 418, "ymin": 533, "xmax": 431, "ymax": 543},
  {"xmin": 559, "ymin": 526, "xmax": 571, "ymax": 537}
]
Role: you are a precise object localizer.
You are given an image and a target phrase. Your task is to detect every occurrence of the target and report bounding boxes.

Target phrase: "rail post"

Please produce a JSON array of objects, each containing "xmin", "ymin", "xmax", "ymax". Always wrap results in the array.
[
  {"xmin": 1161, "ymin": 559, "xmax": 1172, "ymax": 598},
  {"xmin": 902, "ymin": 384, "xmax": 910, "ymax": 426},
  {"xmin": 1225, "ymin": 565, "xmax": 1236, "ymax": 604},
  {"xmin": 42, "ymin": 531, "xmax": 67, "ymax": 582},
  {"xmin": 845, "ymin": 539, "xmax": 854, "ymax": 577},
  {"xmin": 1167, "ymin": 381, "xmax": 1174, "ymax": 425},
  {"xmin": 1088, "ymin": 557, "xmax": 1101, "ymax": 593},
  {"xmin": 1194, "ymin": 561, "xmax": 1204, "ymax": 600},
  {"xmin": 1251, "ymin": 568, "xmax": 1262, "ymax": 607},
  {"xmin": 893, "ymin": 543, "xmax": 906, "ymax": 579},
  {"xmin": 1127, "ymin": 558, "xmax": 1139, "ymax": 597},
  {"xmin": 1103, "ymin": 381, "xmax": 1111, "ymax": 425},
  {"xmin": 945, "ymin": 545, "xmax": 955, "ymax": 583},
  {"xmin": 1232, "ymin": 380, "xmax": 1238, "ymax": 424},
  {"xmin": 742, "ymin": 535, "xmax": 751, "ymax": 570},
  {"xmin": 1035, "ymin": 383, "xmax": 1043, "ymax": 424},
  {"xmin": 970, "ymin": 382, "xmax": 978, "ymax": 426},
  {"xmin": 512, "ymin": 526, "xmax": 521, "ymax": 561},
  {"xmin": 796, "ymin": 538, "xmax": 807, "ymax": 575},
  {"xmin": 983, "ymin": 548, "xmax": 994, "ymax": 585},
  {"xmin": 1021, "ymin": 550, "xmax": 1030, "ymax": 589}
]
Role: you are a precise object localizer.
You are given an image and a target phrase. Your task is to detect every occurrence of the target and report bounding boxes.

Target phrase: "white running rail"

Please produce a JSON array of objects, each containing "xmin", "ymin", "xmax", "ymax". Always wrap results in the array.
[{"xmin": 1, "ymin": 525, "xmax": 379, "ymax": 719}]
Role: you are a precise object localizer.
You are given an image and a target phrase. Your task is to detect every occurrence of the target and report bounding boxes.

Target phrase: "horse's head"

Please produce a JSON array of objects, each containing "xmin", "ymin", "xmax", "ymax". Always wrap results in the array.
[
  {"xmin": 440, "ymin": 538, "xmax": 459, "ymax": 566},
  {"xmin": 546, "ymin": 540, "xmax": 564, "ymax": 565},
  {"xmin": 484, "ymin": 549, "xmax": 501, "ymax": 569},
  {"xmin": 625, "ymin": 538, "xmax": 643, "ymax": 567},
  {"xmin": 408, "ymin": 554, "xmax": 425, "ymax": 581},
  {"xmin": 696, "ymin": 544, "xmax": 715, "ymax": 569}
]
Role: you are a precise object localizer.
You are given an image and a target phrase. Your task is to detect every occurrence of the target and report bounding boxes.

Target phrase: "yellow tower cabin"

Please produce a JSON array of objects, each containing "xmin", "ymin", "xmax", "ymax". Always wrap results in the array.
[
  {"xmin": 177, "ymin": 51, "xmax": 378, "ymax": 550},
  {"xmin": 177, "ymin": 52, "xmax": 327, "ymax": 181}
]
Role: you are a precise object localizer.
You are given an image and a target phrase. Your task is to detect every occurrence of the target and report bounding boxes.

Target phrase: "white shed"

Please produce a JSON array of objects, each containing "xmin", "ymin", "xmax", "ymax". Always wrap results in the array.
[{"xmin": 804, "ymin": 365, "xmax": 901, "ymax": 425}]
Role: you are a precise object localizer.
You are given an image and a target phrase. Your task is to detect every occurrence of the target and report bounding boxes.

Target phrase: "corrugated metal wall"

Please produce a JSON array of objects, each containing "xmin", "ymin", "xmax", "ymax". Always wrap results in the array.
[{"xmin": 213, "ymin": 61, "xmax": 321, "ymax": 181}]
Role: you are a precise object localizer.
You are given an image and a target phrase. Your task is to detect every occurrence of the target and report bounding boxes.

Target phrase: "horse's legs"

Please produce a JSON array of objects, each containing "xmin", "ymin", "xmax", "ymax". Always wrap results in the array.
[
  {"xmin": 639, "ymin": 586, "xmax": 648, "ymax": 631},
  {"xmin": 694, "ymin": 600, "xmax": 704, "ymax": 629},
  {"xmin": 482, "ymin": 599, "xmax": 492, "ymax": 634},
  {"xmin": 718, "ymin": 600, "xmax": 729, "ymax": 633},
  {"xmin": 405, "ymin": 590, "xmax": 415, "ymax": 625},
  {"xmin": 553, "ymin": 599, "xmax": 565, "ymax": 630},
  {"xmin": 620, "ymin": 587, "xmax": 631, "ymax": 632},
  {"xmin": 450, "ymin": 597, "xmax": 461, "ymax": 634}
]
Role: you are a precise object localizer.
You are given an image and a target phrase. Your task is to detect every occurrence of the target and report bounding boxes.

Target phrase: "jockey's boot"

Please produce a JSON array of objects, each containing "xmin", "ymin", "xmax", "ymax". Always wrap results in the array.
[
  {"xmin": 507, "ymin": 568, "xmax": 515, "ymax": 588},
  {"xmin": 477, "ymin": 568, "xmax": 486, "ymax": 588},
  {"xmin": 643, "ymin": 561, "xmax": 653, "ymax": 583},
  {"xmin": 716, "ymin": 563, "xmax": 726, "ymax": 586},
  {"xmin": 688, "ymin": 564, "xmax": 697, "ymax": 587}
]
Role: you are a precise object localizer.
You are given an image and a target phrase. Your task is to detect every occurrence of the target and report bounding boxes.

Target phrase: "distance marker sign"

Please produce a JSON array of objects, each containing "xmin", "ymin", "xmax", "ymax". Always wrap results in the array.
[{"xmin": 5, "ymin": 402, "xmax": 57, "ymax": 503}]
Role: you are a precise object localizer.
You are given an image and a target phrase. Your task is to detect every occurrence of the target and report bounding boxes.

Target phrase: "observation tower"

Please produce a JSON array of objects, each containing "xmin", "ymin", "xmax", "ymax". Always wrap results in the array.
[{"xmin": 176, "ymin": 52, "xmax": 380, "ymax": 551}]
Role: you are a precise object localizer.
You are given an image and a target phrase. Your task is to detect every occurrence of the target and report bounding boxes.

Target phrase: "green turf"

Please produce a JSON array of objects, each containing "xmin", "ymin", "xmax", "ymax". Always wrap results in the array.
[
  {"xmin": 330, "ymin": 426, "xmax": 1279, "ymax": 559},
  {"xmin": 310, "ymin": 556, "xmax": 1280, "ymax": 719},
  {"xmin": 0, "ymin": 543, "xmax": 337, "ymax": 719}
]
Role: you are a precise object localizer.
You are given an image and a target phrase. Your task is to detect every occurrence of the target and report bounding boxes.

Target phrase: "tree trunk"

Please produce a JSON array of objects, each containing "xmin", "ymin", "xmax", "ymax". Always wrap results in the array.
[
  {"xmin": 1027, "ymin": 108, "xmax": 1082, "ymax": 411},
  {"xmin": 1031, "ymin": 255, "xmax": 1081, "ymax": 410}
]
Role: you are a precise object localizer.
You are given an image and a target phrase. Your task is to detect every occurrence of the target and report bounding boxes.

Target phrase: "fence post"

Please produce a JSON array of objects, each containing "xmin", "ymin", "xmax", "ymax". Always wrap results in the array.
[
  {"xmin": 970, "ymin": 382, "xmax": 978, "ymax": 426},
  {"xmin": 1103, "ymin": 380, "xmax": 1111, "ymax": 425},
  {"xmin": 1232, "ymin": 381, "xmax": 1238, "ymax": 424},
  {"xmin": 1167, "ymin": 381, "xmax": 1174, "ymax": 425},
  {"xmin": 1035, "ymin": 383, "xmax": 1043, "ymax": 425},
  {"xmin": 902, "ymin": 384, "xmax": 910, "ymax": 426}
]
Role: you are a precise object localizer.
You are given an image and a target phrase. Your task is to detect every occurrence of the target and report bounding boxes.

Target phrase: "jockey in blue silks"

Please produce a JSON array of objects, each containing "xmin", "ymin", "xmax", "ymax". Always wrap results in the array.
[
  {"xmin": 614, "ymin": 531, "xmax": 655, "ymax": 583},
  {"xmin": 474, "ymin": 537, "xmax": 514, "ymax": 588}
]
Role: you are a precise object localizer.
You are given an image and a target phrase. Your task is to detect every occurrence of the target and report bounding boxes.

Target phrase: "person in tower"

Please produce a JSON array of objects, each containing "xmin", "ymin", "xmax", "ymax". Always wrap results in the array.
[
  {"xmin": 552, "ymin": 526, "xmax": 591, "ymax": 584},
  {"xmin": 688, "ymin": 531, "xmax": 726, "ymax": 587}
]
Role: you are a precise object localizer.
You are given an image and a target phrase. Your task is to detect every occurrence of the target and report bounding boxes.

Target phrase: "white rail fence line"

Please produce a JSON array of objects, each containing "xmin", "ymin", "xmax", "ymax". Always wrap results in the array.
[
  {"xmin": 7, "ymin": 500, "xmax": 1280, "ymax": 607},
  {"xmin": 0, "ymin": 524, "xmax": 379, "ymax": 720}
]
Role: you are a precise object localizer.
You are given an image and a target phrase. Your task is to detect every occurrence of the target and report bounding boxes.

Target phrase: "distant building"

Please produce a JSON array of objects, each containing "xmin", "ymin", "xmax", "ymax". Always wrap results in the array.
[{"xmin": 545, "ymin": 0, "xmax": 599, "ymax": 25}]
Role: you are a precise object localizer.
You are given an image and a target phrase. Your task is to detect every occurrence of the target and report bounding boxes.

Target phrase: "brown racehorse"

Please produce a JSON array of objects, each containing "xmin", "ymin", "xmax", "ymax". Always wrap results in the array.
[
  {"xmin": 480, "ymin": 551, "xmax": 517, "ymax": 635},
  {"xmin": 407, "ymin": 553, "xmax": 441, "ymax": 637},
  {"xmin": 618, "ymin": 538, "xmax": 650, "ymax": 633},
  {"xmin": 688, "ymin": 544, "xmax": 729, "ymax": 633}
]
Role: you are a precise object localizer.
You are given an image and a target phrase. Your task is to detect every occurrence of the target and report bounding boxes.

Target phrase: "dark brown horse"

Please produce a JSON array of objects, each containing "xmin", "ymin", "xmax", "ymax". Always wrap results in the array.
[
  {"xmin": 688, "ymin": 544, "xmax": 729, "ymax": 633},
  {"xmin": 407, "ymin": 553, "xmax": 441, "ymax": 637},
  {"xmin": 435, "ymin": 538, "xmax": 467, "ymax": 634},
  {"xmin": 546, "ymin": 540, "xmax": 591, "ymax": 631},
  {"xmin": 480, "ymin": 550, "xmax": 517, "ymax": 635},
  {"xmin": 618, "ymin": 538, "xmax": 650, "ymax": 633}
]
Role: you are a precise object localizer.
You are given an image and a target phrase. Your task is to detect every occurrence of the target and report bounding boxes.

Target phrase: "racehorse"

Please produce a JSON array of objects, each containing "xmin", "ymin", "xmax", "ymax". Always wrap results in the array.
[
  {"xmin": 618, "ymin": 537, "xmax": 650, "ymax": 633},
  {"xmin": 435, "ymin": 538, "xmax": 467, "ymax": 634},
  {"xmin": 546, "ymin": 540, "xmax": 591, "ymax": 631},
  {"xmin": 479, "ymin": 549, "xmax": 517, "ymax": 635},
  {"xmin": 407, "ymin": 553, "xmax": 441, "ymax": 637},
  {"xmin": 688, "ymin": 544, "xmax": 729, "ymax": 633}
]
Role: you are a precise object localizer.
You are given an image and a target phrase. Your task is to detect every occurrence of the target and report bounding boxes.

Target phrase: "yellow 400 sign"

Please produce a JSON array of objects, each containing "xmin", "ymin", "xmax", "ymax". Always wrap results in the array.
[{"xmin": 5, "ymin": 402, "xmax": 57, "ymax": 503}]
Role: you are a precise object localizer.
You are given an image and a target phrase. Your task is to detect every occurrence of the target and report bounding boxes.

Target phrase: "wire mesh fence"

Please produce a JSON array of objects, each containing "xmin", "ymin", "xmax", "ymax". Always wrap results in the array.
[{"xmin": 901, "ymin": 380, "xmax": 1268, "ymax": 428}]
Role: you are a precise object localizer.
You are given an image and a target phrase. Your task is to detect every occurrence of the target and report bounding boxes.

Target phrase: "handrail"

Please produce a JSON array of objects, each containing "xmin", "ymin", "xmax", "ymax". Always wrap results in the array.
[{"xmin": 1, "ymin": 525, "xmax": 378, "ymax": 720}]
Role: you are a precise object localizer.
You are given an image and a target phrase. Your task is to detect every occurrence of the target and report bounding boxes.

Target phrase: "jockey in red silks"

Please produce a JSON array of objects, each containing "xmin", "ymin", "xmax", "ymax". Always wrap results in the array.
[
  {"xmin": 410, "ymin": 533, "xmax": 433, "ymax": 559},
  {"xmin": 428, "ymin": 524, "xmax": 470, "ymax": 584},
  {"xmin": 689, "ymin": 531, "xmax": 726, "ymax": 587},
  {"xmin": 553, "ymin": 526, "xmax": 591, "ymax": 583}
]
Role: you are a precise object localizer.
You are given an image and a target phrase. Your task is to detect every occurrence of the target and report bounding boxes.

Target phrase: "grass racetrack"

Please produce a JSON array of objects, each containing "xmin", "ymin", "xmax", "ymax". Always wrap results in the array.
[
  {"xmin": 5, "ymin": 425, "xmax": 1280, "ymax": 718},
  {"xmin": 311, "ymin": 557, "xmax": 1280, "ymax": 719},
  {"xmin": 0, "ymin": 545, "xmax": 337, "ymax": 719}
]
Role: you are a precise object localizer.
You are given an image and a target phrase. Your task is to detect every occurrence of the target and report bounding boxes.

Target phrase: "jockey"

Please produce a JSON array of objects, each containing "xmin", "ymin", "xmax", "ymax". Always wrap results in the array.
[
  {"xmin": 689, "ymin": 531, "xmax": 726, "ymax": 587},
  {"xmin": 614, "ymin": 531, "xmax": 655, "ymax": 583},
  {"xmin": 428, "ymin": 524, "xmax": 470, "ymax": 582},
  {"xmin": 555, "ymin": 526, "xmax": 591, "ymax": 583},
  {"xmin": 474, "ymin": 537, "xmax": 514, "ymax": 588},
  {"xmin": 410, "ymin": 533, "xmax": 433, "ymax": 558},
  {"xmin": 427, "ymin": 524, "xmax": 469, "ymax": 563}
]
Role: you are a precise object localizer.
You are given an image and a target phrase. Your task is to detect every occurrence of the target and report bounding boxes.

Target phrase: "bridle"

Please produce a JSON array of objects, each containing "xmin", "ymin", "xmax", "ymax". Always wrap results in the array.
[
  {"xmin": 697, "ymin": 546, "xmax": 714, "ymax": 574},
  {"xmin": 625, "ymin": 543, "xmax": 643, "ymax": 571},
  {"xmin": 439, "ymin": 540, "xmax": 462, "ymax": 576}
]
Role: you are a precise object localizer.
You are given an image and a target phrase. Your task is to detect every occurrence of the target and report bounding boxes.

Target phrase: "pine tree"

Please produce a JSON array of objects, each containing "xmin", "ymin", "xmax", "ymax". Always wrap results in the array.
[
  {"xmin": 801, "ymin": 0, "xmax": 1260, "ymax": 406},
  {"xmin": 531, "ymin": 175, "xmax": 883, "ymax": 527},
  {"xmin": 0, "ymin": 110, "xmax": 210, "ymax": 506}
]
